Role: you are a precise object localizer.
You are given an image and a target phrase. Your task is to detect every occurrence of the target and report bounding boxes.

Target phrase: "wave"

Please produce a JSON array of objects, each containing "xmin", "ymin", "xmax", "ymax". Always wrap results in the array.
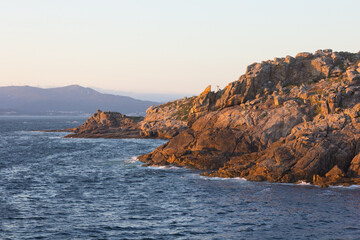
[
  {"xmin": 199, "ymin": 176, "xmax": 247, "ymax": 181},
  {"xmin": 275, "ymin": 181, "xmax": 320, "ymax": 188},
  {"xmin": 16, "ymin": 130, "xmax": 42, "ymax": 134},
  {"xmin": 48, "ymin": 136, "xmax": 62, "ymax": 139},
  {"xmin": 290, "ymin": 181, "xmax": 360, "ymax": 189},
  {"xmin": 147, "ymin": 165, "xmax": 181, "ymax": 170},
  {"xmin": 329, "ymin": 184, "xmax": 360, "ymax": 189},
  {"xmin": 296, "ymin": 180, "xmax": 311, "ymax": 185},
  {"xmin": 124, "ymin": 156, "xmax": 139, "ymax": 164}
]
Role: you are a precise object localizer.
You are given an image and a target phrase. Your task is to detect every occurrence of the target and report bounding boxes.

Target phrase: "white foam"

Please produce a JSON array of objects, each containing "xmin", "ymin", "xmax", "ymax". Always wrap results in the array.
[
  {"xmin": 147, "ymin": 165, "xmax": 181, "ymax": 170},
  {"xmin": 297, "ymin": 180, "xmax": 311, "ymax": 185},
  {"xmin": 233, "ymin": 177, "xmax": 247, "ymax": 181},
  {"xmin": 124, "ymin": 156, "xmax": 139, "ymax": 164},
  {"xmin": 48, "ymin": 136, "xmax": 62, "ymax": 139},
  {"xmin": 330, "ymin": 184, "xmax": 360, "ymax": 189},
  {"xmin": 199, "ymin": 176, "xmax": 247, "ymax": 181},
  {"xmin": 276, "ymin": 181, "xmax": 320, "ymax": 187},
  {"xmin": 16, "ymin": 130, "xmax": 42, "ymax": 134},
  {"xmin": 259, "ymin": 188, "xmax": 271, "ymax": 193}
]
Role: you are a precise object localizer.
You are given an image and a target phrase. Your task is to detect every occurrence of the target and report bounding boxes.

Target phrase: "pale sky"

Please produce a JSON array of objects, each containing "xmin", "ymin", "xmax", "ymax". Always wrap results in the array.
[{"xmin": 1, "ymin": 0, "xmax": 359, "ymax": 95}]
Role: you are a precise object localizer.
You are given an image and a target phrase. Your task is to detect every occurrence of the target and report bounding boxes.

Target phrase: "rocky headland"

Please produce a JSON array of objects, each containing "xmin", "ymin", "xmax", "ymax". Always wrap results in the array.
[
  {"xmin": 138, "ymin": 49, "xmax": 360, "ymax": 187},
  {"xmin": 67, "ymin": 49, "xmax": 360, "ymax": 187},
  {"xmin": 64, "ymin": 96, "xmax": 195, "ymax": 139},
  {"xmin": 64, "ymin": 110, "xmax": 144, "ymax": 138}
]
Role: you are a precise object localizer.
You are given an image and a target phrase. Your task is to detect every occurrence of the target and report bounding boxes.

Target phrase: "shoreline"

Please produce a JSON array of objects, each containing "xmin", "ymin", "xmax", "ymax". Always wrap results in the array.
[
  {"xmin": 39, "ymin": 50, "xmax": 360, "ymax": 188},
  {"xmin": 39, "ymin": 123, "xmax": 360, "ymax": 188}
]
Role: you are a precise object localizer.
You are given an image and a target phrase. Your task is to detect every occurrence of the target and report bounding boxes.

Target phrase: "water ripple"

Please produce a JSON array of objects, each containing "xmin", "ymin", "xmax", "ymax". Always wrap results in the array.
[{"xmin": 0, "ymin": 117, "xmax": 359, "ymax": 239}]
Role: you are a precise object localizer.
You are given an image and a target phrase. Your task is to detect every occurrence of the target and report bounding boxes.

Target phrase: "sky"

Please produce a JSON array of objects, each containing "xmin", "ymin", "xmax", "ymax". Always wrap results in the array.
[{"xmin": 1, "ymin": 0, "xmax": 359, "ymax": 97}]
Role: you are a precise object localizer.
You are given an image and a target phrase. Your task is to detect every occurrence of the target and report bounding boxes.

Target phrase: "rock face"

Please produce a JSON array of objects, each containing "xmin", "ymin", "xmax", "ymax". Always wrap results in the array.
[
  {"xmin": 65, "ymin": 109, "xmax": 144, "ymax": 138},
  {"xmin": 138, "ymin": 49, "xmax": 360, "ymax": 187},
  {"xmin": 139, "ymin": 97, "xmax": 195, "ymax": 138},
  {"xmin": 65, "ymin": 96, "xmax": 196, "ymax": 139}
]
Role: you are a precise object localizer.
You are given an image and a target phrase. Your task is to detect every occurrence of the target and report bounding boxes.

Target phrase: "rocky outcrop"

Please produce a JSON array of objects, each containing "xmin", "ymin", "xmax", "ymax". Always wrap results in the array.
[
  {"xmin": 139, "ymin": 49, "xmax": 360, "ymax": 187},
  {"xmin": 65, "ymin": 109, "xmax": 144, "ymax": 138},
  {"xmin": 139, "ymin": 97, "xmax": 195, "ymax": 138},
  {"xmin": 65, "ymin": 96, "xmax": 196, "ymax": 139}
]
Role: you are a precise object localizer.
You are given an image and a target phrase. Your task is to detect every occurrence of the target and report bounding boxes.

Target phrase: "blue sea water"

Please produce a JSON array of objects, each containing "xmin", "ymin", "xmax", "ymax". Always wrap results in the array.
[{"xmin": 0, "ymin": 116, "xmax": 360, "ymax": 240}]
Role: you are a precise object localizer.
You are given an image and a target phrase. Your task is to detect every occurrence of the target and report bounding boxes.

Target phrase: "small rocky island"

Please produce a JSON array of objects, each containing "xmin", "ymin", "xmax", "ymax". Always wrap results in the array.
[{"xmin": 65, "ymin": 49, "xmax": 360, "ymax": 187}]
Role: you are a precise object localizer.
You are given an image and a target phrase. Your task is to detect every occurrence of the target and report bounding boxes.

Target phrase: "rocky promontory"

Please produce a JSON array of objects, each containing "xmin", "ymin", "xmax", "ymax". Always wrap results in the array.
[
  {"xmin": 138, "ymin": 49, "xmax": 360, "ymax": 187},
  {"xmin": 65, "ymin": 110, "xmax": 144, "ymax": 138},
  {"xmin": 64, "ymin": 96, "xmax": 195, "ymax": 139},
  {"xmin": 65, "ymin": 49, "xmax": 360, "ymax": 187}
]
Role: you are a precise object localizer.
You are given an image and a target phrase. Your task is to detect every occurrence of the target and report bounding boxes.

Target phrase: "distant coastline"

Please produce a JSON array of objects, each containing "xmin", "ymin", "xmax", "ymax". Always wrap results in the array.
[
  {"xmin": 0, "ymin": 85, "xmax": 159, "ymax": 116},
  {"xmin": 0, "ymin": 112, "xmax": 92, "ymax": 117}
]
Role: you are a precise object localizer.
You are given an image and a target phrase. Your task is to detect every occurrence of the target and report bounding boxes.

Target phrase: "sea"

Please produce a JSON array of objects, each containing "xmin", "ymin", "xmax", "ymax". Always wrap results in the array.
[{"xmin": 0, "ymin": 116, "xmax": 359, "ymax": 240}]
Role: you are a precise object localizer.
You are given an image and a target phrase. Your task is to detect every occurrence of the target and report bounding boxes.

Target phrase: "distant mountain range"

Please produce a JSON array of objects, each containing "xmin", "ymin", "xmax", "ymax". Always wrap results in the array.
[{"xmin": 0, "ymin": 85, "xmax": 160, "ymax": 116}]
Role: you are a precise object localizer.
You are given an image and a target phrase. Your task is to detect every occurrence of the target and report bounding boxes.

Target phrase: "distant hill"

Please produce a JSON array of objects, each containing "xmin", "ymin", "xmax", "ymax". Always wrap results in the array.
[{"xmin": 0, "ymin": 85, "xmax": 159, "ymax": 116}]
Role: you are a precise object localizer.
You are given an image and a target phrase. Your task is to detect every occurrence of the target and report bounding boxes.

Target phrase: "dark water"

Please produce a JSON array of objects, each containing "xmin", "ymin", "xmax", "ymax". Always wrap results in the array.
[{"xmin": 0, "ymin": 116, "xmax": 360, "ymax": 240}]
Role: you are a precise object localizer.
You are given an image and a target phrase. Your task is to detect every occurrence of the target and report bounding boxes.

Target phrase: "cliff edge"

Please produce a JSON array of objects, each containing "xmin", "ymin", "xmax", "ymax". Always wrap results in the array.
[{"xmin": 138, "ymin": 49, "xmax": 360, "ymax": 187}]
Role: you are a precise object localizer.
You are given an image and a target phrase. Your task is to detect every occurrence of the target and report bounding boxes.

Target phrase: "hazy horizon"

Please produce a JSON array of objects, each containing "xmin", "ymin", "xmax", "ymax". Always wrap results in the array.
[
  {"xmin": 0, "ymin": 84, "xmax": 194, "ymax": 102},
  {"xmin": 1, "ymin": 0, "xmax": 359, "ymax": 95}
]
